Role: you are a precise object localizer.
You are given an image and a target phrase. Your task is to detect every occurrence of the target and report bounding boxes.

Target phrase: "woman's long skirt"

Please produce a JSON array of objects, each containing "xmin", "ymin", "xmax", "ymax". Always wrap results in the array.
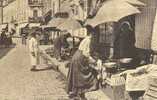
[{"xmin": 67, "ymin": 50, "xmax": 98, "ymax": 96}]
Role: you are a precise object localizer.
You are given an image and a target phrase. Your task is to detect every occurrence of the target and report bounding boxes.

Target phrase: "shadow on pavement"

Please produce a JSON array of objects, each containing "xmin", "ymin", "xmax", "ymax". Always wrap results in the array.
[
  {"xmin": 35, "ymin": 67, "xmax": 54, "ymax": 71},
  {"xmin": 0, "ymin": 44, "xmax": 16, "ymax": 59}
]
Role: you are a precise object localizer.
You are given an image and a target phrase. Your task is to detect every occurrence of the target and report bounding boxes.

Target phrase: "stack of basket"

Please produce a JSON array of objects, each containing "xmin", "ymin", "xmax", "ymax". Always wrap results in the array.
[{"xmin": 143, "ymin": 75, "xmax": 157, "ymax": 100}]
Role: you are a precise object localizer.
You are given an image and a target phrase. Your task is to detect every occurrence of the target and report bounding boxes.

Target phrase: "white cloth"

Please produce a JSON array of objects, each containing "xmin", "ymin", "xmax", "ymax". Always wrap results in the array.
[
  {"xmin": 29, "ymin": 37, "xmax": 39, "ymax": 66},
  {"xmin": 78, "ymin": 36, "xmax": 91, "ymax": 57},
  {"xmin": 151, "ymin": 10, "xmax": 157, "ymax": 51},
  {"xmin": 125, "ymin": 64, "xmax": 157, "ymax": 91}
]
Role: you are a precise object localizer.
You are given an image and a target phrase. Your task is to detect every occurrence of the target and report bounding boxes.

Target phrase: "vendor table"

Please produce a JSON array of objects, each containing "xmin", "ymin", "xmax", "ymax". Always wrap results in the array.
[{"xmin": 38, "ymin": 45, "xmax": 69, "ymax": 76}]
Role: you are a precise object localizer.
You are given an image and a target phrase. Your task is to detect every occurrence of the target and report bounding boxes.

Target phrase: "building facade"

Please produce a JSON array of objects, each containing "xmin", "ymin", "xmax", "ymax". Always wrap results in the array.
[
  {"xmin": 135, "ymin": 0, "xmax": 157, "ymax": 49},
  {"xmin": 3, "ymin": 0, "xmax": 43, "ymax": 24},
  {"xmin": 42, "ymin": 0, "xmax": 88, "ymax": 20},
  {"xmin": 42, "ymin": 0, "xmax": 58, "ymax": 17},
  {"xmin": 42, "ymin": 0, "xmax": 60, "ymax": 24},
  {"xmin": 1, "ymin": 0, "xmax": 44, "ymax": 34}
]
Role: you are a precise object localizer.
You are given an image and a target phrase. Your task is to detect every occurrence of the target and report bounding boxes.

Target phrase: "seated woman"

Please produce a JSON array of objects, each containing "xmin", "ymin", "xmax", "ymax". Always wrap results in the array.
[
  {"xmin": 67, "ymin": 25, "xmax": 99, "ymax": 100},
  {"xmin": 53, "ymin": 32, "xmax": 71, "ymax": 61}
]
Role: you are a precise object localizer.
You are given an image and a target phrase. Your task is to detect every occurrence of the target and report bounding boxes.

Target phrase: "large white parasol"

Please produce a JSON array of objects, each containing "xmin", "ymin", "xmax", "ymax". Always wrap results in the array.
[{"xmin": 86, "ymin": 0, "xmax": 141, "ymax": 27}]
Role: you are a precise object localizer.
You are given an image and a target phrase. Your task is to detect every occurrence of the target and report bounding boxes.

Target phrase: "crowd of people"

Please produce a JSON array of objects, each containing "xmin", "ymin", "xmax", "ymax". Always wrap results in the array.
[{"xmin": 0, "ymin": 29, "xmax": 13, "ymax": 48}]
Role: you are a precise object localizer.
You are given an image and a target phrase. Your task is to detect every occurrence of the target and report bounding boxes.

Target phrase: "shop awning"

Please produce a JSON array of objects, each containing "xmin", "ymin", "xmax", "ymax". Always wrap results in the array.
[
  {"xmin": 0, "ymin": 24, "xmax": 8, "ymax": 30},
  {"xmin": 29, "ymin": 23, "xmax": 41, "ymax": 28},
  {"xmin": 18, "ymin": 23, "xmax": 29, "ymax": 28}
]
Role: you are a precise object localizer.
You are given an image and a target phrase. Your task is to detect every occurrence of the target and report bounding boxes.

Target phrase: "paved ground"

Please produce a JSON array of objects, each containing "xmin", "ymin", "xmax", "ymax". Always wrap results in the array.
[{"xmin": 0, "ymin": 38, "xmax": 68, "ymax": 100}]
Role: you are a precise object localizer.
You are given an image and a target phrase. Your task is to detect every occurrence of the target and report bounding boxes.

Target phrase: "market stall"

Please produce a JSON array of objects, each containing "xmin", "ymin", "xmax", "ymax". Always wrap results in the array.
[{"xmin": 37, "ymin": 0, "xmax": 155, "ymax": 100}]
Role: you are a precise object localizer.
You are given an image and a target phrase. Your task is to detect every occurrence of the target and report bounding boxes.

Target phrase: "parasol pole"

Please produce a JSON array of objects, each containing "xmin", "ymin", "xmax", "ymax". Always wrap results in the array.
[
  {"xmin": 58, "ymin": 0, "xmax": 61, "ymax": 38},
  {"xmin": 0, "ymin": 0, "xmax": 3, "ymax": 24}
]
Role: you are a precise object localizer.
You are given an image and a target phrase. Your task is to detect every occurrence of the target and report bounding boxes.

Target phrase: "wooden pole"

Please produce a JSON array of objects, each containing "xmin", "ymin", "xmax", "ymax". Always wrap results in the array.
[
  {"xmin": 58, "ymin": 0, "xmax": 60, "ymax": 12},
  {"xmin": 73, "ymin": 37, "xmax": 75, "ymax": 48},
  {"xmin": 0, "ymin": 0, "xmax": 3, "ymax": 24}
]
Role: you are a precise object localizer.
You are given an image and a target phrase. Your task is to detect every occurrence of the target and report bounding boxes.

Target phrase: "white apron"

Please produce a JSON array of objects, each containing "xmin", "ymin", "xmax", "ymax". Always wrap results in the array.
[{"xmin": 29, "ymin": 37, "xmax": 39, "ymax": 66}]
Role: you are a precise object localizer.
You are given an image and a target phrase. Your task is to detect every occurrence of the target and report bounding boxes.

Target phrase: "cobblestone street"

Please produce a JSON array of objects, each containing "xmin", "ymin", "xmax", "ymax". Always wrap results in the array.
[{"xmin": 0, "ymin": 38, "xmax": 68, "ymax": 100}]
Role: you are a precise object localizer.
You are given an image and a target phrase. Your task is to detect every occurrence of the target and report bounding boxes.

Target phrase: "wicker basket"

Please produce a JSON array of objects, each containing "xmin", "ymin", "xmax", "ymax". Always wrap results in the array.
[{"xmin": 144, "ymin": 75, "xmax": 157, "ymax": 100}]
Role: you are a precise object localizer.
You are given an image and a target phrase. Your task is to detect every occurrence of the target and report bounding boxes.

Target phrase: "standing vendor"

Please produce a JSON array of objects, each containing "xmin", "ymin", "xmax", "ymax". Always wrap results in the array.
[
  {"xmin": 53, "ymin": 31, "xmax": 71, "ymax": 61},
  {"xmin": 67, "ymin": 25, "xmax": 99, "ymax": 100},
  {"xmin": 114, "ymin": 21, "xmax": 136, "ymax": 59},
  {"xmin": 7, "ymin": 32, "xmax": 13, "ymax": 47},
  {"xmin": 29, "ymin": 31, "xmax": 39, "ymax": 71}
]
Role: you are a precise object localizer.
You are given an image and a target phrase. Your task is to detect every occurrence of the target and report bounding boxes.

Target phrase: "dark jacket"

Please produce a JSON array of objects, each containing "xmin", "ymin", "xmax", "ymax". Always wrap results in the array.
[{"xmin": 53, "ymin": 35, "xmax": 69, "ymax": 59}]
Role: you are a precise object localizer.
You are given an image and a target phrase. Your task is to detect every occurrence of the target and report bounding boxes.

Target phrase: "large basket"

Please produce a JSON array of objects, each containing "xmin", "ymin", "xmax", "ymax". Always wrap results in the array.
[{"xmin": 144, "ymin": 75, "xmax": 157, "ymax": 100}]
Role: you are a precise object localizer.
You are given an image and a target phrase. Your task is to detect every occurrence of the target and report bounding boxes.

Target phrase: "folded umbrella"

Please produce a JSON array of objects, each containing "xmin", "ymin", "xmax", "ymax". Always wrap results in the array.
[{"xmin": 86, "ymin": 0, "xmax": 141, "ymax": 27}]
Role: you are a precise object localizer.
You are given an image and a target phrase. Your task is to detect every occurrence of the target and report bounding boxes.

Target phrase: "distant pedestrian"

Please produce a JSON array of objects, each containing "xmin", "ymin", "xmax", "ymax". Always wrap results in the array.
[
  {"xmin": 1, "ymin": 29, "xmax": 7, "ymax": 48},
  {"xmin": 5, "ymin": 31, "xmax": 11, "ymax": 48},
  {"xmin": 8, "ymin": 32, "xmax": 13, "ymax": 46},
  {"xmin": 29, "ymin": 31, "xmax": 39, "ymax": 71},
  {"xmin": 21, "ymin": 33, "xmax": 27, "ymax": 45}
]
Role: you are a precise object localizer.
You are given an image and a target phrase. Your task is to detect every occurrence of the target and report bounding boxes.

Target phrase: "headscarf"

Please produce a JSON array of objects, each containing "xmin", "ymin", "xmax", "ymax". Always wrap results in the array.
[
  {"xmin": 120, "ymin": 21, "xmax": 133, "ymax": 32},
  {"xmin": 78, "ymin": 35, "xmax": 91, "ymax": 57}
]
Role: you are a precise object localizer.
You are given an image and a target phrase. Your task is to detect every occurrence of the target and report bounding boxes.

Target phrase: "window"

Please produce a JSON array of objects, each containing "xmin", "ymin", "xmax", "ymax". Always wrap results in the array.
[
  {"xmin": 33, "ymin": 10, "xmax": 38, "ymax": 17},
  {"xmin": 99, "ymin": 22, "xmax": 115, "ymax": 45}
]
